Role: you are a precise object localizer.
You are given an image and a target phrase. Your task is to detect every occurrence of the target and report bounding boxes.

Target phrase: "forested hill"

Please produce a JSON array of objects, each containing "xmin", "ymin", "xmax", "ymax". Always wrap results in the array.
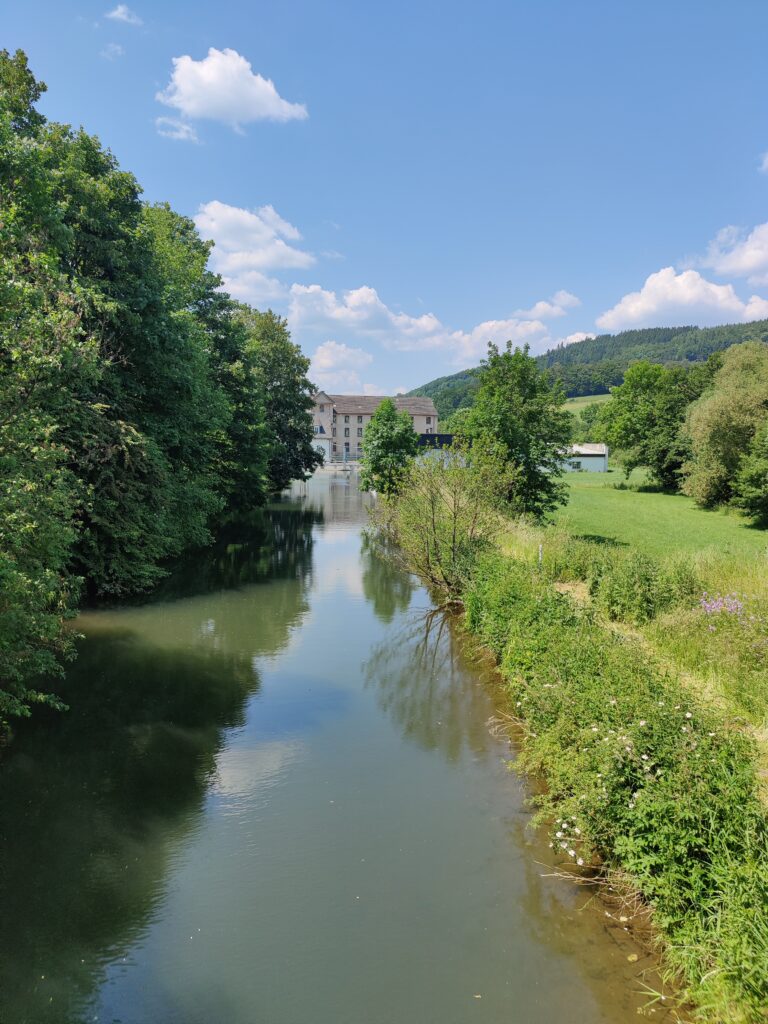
[{"xmin": 408, "ymin": 320, "xmax": 768, "ymax": 418}]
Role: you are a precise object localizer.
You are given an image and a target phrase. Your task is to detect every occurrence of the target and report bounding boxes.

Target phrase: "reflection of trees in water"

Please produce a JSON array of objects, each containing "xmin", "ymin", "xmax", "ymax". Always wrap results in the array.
[
  {"xmin": 360, "ymin": 533, "xmax": 414, "ymax": 624},
  {"xmin": 0, "ymin": 633, "xmax": 260, "ymax": 1024},
  {"xmin": 0, "ymin": 502, "xmax": 323, "ymax": 1024},
  {"xmin": 364, "ymin": 610, "xmax": 496, "ymax": 763},
  {"xmin": 149, "ymin": 506, "xmax": 322, "ymax": 601}
]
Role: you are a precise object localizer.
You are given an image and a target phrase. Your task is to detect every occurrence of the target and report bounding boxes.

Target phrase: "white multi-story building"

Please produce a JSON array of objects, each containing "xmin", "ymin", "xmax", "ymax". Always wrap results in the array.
[{"xmin": 311, "ymin": 392, "xmax": 439, "ymax": 461}]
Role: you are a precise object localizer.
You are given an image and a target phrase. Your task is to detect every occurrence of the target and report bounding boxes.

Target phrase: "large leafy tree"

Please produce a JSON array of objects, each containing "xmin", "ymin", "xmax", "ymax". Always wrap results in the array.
[
  {"xmin": 597, "ymin": 361, "xmax": 712, "ymax": 489},
  {"xmin": 733, "ymin": 419, "xmax": 768, "ymax": 524},
  {"xmin": 462, "ymin": 343, "xmax": 571, "ymax": 517},
  {"xmin": 682, "ymin": 342, "xmax": 768, "ymax": 507},
  {"xmin": 359, "ymin": 399, "xmax": 419, "ymax": 494},
  {"xmin": 235, "ymin": 307, "xmax": 322, "ymax": 493}
]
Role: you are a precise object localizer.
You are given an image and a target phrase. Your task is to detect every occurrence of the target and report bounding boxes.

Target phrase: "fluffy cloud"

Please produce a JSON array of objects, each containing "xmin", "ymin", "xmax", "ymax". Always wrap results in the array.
[
  {"xmin": 557, "ymin": 331, "xmax": 596, "ymax": 346},
  {"xmin": 155, "ymin": 116, "xmax": 198, "ymax": 142},
  {"xmin": 310, "ymin": 340, "xmax": 377, "ymax": 392},
  {"xmin": 156, "ymin": 48, "xmax": 307, "ymax": 135},
  {"xmin": 698, "ymin": 223, "xmax": 768, "ymax": 287},
  {"xmin": 515, "ymin": 290, "xmax": 580, "ymax": 319},
  {"xmin": 289, "ymin": 284, "xmax": 554, "ymax": 363},
  {"xmin": 596, "ymin": 267, "xmax": 768, "ymax": 331},
  {"xmin": 760, "ymin": 153, "xmax": 768, "ymax": 174},
  {"xmin": 194, "ymin": 200, "xmax": 314, "ymax": 304},
  {"xmin": 105, "ymin": 4, "xmax": 141, "ymax": 25}
]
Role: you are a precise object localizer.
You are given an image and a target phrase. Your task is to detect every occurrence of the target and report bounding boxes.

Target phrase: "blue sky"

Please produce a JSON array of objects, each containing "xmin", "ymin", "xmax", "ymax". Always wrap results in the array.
[{"xmin": 6, "ymin": 0, "xmax": 768, "ymax": 393}]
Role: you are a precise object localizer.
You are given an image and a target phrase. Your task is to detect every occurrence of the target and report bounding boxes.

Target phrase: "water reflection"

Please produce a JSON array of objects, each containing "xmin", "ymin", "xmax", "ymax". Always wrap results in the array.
[
  {"xmin": 0, "ymin": 504, "xmax": 319, "ymax": 1024},
  {"xmin": 364, "ymin": 609, "xmax": 495, "ymax": 762},
  {"xmin": 360, "ymin": 533, "xmax": 415, "ymax": 623}
]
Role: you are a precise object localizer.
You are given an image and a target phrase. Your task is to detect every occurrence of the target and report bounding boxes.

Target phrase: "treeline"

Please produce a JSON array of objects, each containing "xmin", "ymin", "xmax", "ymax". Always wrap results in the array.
[
  {"xmin": 586, "ymin": 342, "xmax": 768, "ymax": 520},
  {"xmin": 409, "ymin": 320, "xmax": 768, "ymax": 418},
  {"xmin": 0, "ymin": 51, "xmax": 320, "ymax": 727}
]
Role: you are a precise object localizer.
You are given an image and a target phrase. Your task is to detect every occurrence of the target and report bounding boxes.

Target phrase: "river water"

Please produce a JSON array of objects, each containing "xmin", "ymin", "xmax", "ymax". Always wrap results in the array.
[{"xmin": 0, "ymin": 470, "xmax": 661, "ymax": 1024}]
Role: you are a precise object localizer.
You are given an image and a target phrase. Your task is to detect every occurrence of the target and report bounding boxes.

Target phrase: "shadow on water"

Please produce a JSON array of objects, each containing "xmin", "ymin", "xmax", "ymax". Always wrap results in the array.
[
  {"xmin": 0, "ymin": 502, "xmax": 319, "ymax": 1024},
  {"xmin": 360, "ymin": 533, "xmax": 415, "ymax": 624}
]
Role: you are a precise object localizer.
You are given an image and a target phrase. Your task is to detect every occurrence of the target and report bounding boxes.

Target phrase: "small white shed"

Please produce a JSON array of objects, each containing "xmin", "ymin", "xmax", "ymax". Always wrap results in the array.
[{"xmin": 565, "ymin": 443, "xmax": 609, "ymax": 472}]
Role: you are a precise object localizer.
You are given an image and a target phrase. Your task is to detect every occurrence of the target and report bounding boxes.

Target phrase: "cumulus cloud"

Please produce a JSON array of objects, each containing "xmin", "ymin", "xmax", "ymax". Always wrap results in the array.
[
  {"xmin": 515, "ymin": 290, "xmax": 580, "ymax": 319},
  {"xmin": 105, "ymin": 4, "xmax": 141, "ymax": 25},
  {"xmin": 194, "ymin": 200, "xmax": 314, "ymax": 304},
  {"xmin": 556, "ymin": 331, "xmax": 596, "ymax": 346},
  {"xmin": 100, "ymin": 42, "xmax": 124, "ymax": 60},
  {"xmin": 596, "ymin": 267, "xmax": 768, "ymax": 331},
  {"xmin": 698, "ymin": 223, "xmax": 768, "ymax": 287},
  {"xmin": 156, "ymin": 48, "xmax": 307, "ymax": 135},
  {"xmin": 289, "ymin": 284, "xmax": 554, "ymax": 363},
  {"xmin": 310, "ymin": 340, "xmax": 376, "ymax": 392},
  {"xmin": 155, "ymin": 116, "xmax": 198, "ymax": 142}
]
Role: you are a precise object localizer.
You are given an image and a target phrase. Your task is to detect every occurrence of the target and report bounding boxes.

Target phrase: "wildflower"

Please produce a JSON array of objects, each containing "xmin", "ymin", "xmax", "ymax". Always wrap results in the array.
[
  {"xmin": 568, "ymin": 849, "xmax": 576, "ymax": 857},
  {"xmin": 684, "ymin": 712, "xmax": 692, "ymax": 719},
  {"xmin": 638, "ymin": 720, "xmax": 646, "ymax": 727},
  {"xmin": 577, "ymin": 857, "xmax": 584, "ymax": 866},
  {"xmin": 641, "ymin": 754, "xmax": 649, "ymax": 761}
]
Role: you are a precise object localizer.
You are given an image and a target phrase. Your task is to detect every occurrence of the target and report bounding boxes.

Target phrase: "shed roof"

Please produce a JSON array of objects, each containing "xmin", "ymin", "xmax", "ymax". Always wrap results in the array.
[{"xmin": 570, "ymin": 443, "xmax": 608, "ymax": 456}]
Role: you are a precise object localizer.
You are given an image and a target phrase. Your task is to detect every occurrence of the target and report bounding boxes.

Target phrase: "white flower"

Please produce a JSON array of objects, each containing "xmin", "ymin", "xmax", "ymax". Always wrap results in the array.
[
  {"xmin": 638, "ymin": 720, "xmax": 646, "ymax": 727},
  {"xmin": 568, "ymin": 849, "xmax": 576, "ymax": 857},
  {"xmin": 577, "ymin": 857, "xmax": 584, "ymax": 866},
  {"xmin": 685, "ymin": 712, "xmax": 693, "ymax": 719}
]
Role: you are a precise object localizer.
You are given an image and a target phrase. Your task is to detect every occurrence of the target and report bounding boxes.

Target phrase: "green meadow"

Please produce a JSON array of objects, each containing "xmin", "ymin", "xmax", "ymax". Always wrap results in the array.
[{"xmin": 555, "ymin": 470, "xmax": 768, "ymax": 560}]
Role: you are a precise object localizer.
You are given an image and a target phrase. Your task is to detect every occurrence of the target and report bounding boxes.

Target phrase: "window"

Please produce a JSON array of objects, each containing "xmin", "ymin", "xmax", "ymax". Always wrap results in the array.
[
  {"xmin": 344, "ymin": 415, "xmax": 349, "ymax": 423},
  {"xmin": 319, "ymin": 404, "xmax": 325, "ymax": 412},
  {"xmin": 426, "ymin": 428, "xmax": 432, "ymax": 434},
  {"xmin": 332, "ymin": 443, "xmax": 337, "ymax": 452},
  {"xmin": 313, "ymin": 425, "xmax": 319, "ymax": 434},
  {"xmin": 344, "ymin": 427, "xmax": 350, "ymax": 437},
  {"xmin": 344, "ymin": 442, "xmax": 350, "ymax": 451},
  {"xmin": 426, "ymin": 416, "xmax": 431, "ymax": 424},
  {"xmin": 357, "ymin": 415, "xmax": 363, "ymax": 423},
  {"xmin": 332, "ymin": 427, "xmax": 336, "ymax": 436},
  {"xmin": 357, "ymin": 428, "xmax": 363, "ymax": 437}
]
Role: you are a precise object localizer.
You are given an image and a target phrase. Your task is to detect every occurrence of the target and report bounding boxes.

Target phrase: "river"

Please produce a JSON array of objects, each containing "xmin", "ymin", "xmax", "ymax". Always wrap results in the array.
[{"xmin": 0, "ymin": 469, "xmax": 662, "ymax": 1024}]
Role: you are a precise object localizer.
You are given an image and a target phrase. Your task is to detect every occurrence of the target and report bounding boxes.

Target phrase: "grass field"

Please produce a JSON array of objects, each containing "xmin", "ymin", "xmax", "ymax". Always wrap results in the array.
[
  {"xmin": 564, "ymin": 393, "xmax": 612, "ymax": 413},
  {"xmin": 554, "ymin": 470, "xmax": 768, "ymax": 560}
]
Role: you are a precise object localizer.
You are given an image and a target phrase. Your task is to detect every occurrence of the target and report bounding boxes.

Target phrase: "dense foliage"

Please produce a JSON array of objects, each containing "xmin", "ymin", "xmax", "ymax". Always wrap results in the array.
[
  {"xmin": 460, "ymin": 343, "xmax": 571, "ymax": 517},
  {"xmin": 408, "ymin": 320, "xmax": 768, "ymax": 417},
  {"xmin": 359, "ymin": 398, "xmax": 419, "ymax": 494},
  {"xmin": 0, "ymin": 50, "xmax": 319, "ymax": 728}
]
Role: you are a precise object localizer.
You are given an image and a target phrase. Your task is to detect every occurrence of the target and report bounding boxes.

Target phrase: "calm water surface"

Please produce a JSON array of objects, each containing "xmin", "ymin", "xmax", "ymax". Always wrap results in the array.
[{"xmin": 0, "ymin": 470, "xmax": 660, "ymax": 1024}]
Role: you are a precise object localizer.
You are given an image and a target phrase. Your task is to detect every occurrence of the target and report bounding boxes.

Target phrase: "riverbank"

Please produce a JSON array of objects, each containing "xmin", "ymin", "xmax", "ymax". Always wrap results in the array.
[{"xmin": 460, "ymin": 537, "xmax": 768, "ymax": 1023}]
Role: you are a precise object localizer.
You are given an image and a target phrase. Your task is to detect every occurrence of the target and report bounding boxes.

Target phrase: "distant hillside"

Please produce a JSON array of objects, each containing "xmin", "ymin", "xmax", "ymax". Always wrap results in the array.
[{"xmin": 408, "ymin": 320, "xmax": 768, "ymax": 419}]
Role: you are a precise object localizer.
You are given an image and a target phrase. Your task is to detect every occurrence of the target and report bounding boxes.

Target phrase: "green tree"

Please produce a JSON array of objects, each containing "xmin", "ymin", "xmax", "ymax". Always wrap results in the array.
[
  {"xmin": 682, "ymin": 342, "xmax": 768, "ymax": 507},
  {"xmin": 597, "ymin": 361, "xmax": 711, "ymax": 489},
  {"xmin": 359, "ymin": 399, "xmax": 419, "ymax": 494},
  {"xmin": 235, "ymin": 307, "xmax": 322, "ymax": 493},
  {"xmin": 733, "ymin": 418, "xmax": 768, "ymax": 524},
  {"xmin": 462, "ymin": 343, "xmax": 571, "ymax": 517}
]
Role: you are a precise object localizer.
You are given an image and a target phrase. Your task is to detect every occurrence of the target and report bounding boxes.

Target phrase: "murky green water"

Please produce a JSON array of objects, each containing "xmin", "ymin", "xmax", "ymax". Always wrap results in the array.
[{"xmin": 0, "ymin": 470, "xmax": 661, "ymax": 1024}]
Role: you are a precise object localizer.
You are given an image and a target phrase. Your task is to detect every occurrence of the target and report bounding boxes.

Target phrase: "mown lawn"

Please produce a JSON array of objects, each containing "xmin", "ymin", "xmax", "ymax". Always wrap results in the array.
[{"xmin": 554, "ymin": 470, "xmax": 768, "ymax": 560}]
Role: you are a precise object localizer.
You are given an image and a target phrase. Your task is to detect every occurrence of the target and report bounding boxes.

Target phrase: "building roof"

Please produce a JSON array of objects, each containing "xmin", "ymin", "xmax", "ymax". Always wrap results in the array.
[
  {"xmin": 570, "ymin": 443, "xmax": 608, "ymax": 456},
  {"xmin": 320, "ymin": 394, "xmax": 438, "ymax": 417}
]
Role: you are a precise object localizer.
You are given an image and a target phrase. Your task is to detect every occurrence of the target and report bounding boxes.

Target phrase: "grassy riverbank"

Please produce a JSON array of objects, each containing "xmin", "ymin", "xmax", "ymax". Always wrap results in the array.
[{"xmin": 463, "ymin": 540, "xmax": 768, "ymax": 1022}]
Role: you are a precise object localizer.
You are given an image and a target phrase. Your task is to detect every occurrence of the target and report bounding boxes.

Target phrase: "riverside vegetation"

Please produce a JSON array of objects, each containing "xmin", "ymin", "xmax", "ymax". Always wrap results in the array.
[
  {"xmin": 373, "ymin": 344, "xmax": 768, "ymax": 1023},
  {"xmin": 0, "ymin": 51, "xmax": 321, "ymax": 732}
]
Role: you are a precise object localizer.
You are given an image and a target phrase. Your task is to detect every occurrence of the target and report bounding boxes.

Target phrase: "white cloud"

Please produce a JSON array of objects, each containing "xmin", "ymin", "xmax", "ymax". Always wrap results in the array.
[
  {"xmin": 310, "ymin": 340, "xmax": 376, "ymax": 393},
  {"xmin": 194, "ymin": 200, "xmax": 314, "ymax": 304},
  {"xmin": 105, "ymin": 4, "xmax": 142, "ymax": 25},
  {"xmin": 596, "ymin": 267, "xmax": 768, "ymax": 331},
  {"xmin": 557, "ymin": 331, "xmax": 596, "ymax": 346},
  {"xmin": 100, "ymin": 42, "xmax": 124, "ymax": 60},
  {"xmin": 515, "ymin": 290, "xmax": 580, "ymax": 319},
  {"xmin": 155, "ymin": 116, "xmax": 198, "ymax": 142},
  {"xmin": 698, "ymin": 223, "xmax": 768, "ymax": 287},
  {"xmin": 156, "ymin": 48, "xmax": 307, "ymax": 135},
  {"xmin": 289, "ymin": 284, "xmax": 553, "ymax": 363},
  {"xmin": 760, "ymin": 153, "xmax": 768, "ymax": 174}
]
